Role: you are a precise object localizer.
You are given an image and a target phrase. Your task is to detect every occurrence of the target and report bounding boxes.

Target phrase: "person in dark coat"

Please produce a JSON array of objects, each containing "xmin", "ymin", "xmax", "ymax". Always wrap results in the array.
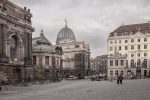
[
  {"xmin": 117, "ymin": 75, "xmax": 120, "ymax": 84},
  {"xmin": 119, "ymin": 74, "xmax": 123, "ymax": 84}
]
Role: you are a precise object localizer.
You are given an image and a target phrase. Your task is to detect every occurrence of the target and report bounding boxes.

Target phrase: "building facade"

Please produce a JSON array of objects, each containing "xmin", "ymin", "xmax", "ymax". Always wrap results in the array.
[
  {"xmin": 107, "ymin": 52, "xmax": 127, "ymax": 79},
  {"xmin": 107, "ymin": 22, "xmax": 150, "ymax": 79},
  {"xmin": 56, "ymin": 24, "xmax": 90, "ymax": 78},
  {"xmin": 90, "ymin": 55, "xmax": 107, "ymax": 76},
  {"xmin": 0, "ymin": 0, "xmax": 34, "ymax": 83},
  {"xmin": 32, "ymin": 30, "xmax": 62, "ymax": 81}
]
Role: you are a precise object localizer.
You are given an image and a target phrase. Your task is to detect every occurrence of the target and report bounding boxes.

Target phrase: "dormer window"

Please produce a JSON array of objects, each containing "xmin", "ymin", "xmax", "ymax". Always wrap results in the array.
[
  {"xmin": 114, "ymin": 33, "xmax": 117, "ymax": 36},
  {"xmin": 131, "ymin": 39, "xmax": 134, "ymax": 43}
]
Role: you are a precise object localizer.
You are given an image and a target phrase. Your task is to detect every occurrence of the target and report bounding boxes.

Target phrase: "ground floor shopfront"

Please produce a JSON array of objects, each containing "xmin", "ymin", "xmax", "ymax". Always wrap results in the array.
[{"xmin": 107, "ymin": 68, "xmax": 150, "ymax": 80}]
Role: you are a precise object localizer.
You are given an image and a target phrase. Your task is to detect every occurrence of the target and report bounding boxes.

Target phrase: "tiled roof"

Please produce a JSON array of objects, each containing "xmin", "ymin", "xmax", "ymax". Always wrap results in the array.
[{"xmin": 109, "ymin": 22, "xmax": 150, "ymax": 37}]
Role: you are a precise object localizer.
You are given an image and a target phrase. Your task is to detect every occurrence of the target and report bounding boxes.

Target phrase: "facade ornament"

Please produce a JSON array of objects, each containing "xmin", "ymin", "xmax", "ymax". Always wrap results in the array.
[{"xmin": 40, "ymin": 29, "xmax": 44, "ymax": 37}]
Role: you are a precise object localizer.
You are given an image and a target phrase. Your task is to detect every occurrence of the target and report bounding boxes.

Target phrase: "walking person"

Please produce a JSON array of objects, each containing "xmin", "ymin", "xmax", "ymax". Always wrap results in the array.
[
  {"xmin": 119, "ymin": 74, "xmax": 123, "ymax": 84},
  {"xmin": 117, "ymin": 75, "xmax": 120, "ymax": 84}
]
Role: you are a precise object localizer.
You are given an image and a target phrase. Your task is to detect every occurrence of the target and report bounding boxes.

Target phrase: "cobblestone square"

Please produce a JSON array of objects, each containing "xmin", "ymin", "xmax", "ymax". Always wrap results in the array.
[{"xmin": 0, "ymin": 79, "xmax": 150, "ymax": 100}]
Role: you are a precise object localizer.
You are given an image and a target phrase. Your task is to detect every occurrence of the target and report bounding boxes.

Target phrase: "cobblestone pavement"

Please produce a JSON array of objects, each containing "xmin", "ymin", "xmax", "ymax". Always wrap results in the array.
[{"xmin": 0, "ymin": 79, "xmax": 150, "ymax": 100}]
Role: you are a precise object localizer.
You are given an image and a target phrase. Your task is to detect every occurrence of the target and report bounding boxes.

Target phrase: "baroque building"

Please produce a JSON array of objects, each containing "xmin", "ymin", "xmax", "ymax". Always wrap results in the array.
[
  {"xmin": 56, "ymin": 23, "xmax": 90, "ymax": 78},
  {"xmin": 107, "ymin": 22, "xmax": 150, "ymax": 79},
  {"xmin": 32, "ymin": 30, "xmax": 62, "ymax": 81},
  {"xmin": 0, "ymin": 0, "xmax": 34, "ymax": 82}
]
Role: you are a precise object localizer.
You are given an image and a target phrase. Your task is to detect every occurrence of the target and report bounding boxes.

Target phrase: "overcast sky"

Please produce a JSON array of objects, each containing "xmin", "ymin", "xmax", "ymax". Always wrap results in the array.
[{"xmin": 11, "ymin": 0, "xmax": 150, "ymax": 58}]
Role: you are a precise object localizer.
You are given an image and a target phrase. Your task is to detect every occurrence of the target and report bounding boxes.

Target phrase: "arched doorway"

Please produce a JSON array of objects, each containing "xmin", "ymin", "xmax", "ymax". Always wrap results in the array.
[{"xmin": 8, "ymin": 34, "xmax": 24, "ymax": 62}]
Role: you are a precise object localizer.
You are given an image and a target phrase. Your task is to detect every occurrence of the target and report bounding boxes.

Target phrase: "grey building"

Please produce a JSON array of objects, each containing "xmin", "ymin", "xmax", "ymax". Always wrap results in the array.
[
  {"xmin": 32, "ymin": 30, "xmax": 62, "ymax": 81},
  {"xmin": 56, "ymin": 23, "xmax": 91, "ymax": 78},
  {"xmin": 91, "ymin": 55, "xmax": 108, "ymax": 76},
  {"xmin": 0, "ymin": 0, "xmax": 34, "ymax": 83}
]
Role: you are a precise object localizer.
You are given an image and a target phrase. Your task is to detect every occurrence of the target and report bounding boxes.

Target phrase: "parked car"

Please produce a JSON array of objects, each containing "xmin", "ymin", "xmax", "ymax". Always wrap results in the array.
[
  {"xmin": 67, "ymin": 75, "xmax": 77, "ymax": 80},
  {"xmin": 90, "ymin": 75, "xmax": 103, "ymax": 81}
]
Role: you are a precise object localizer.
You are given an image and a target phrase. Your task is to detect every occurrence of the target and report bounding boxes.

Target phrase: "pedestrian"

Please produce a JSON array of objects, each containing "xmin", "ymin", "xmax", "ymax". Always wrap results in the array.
[
  {"xmin": 131, "ymin": 74, "xmax": 133, "ymax": 80},
  {"xmin": 117, "ymin": 75, "xmax": 120, "ymax": 84},
  {"xmin": 119, "ymin": 74, "xmax": 123, "ymax": 84},
  {"xmin": 0, "ymin": 81, "xmax": 3, "ymax": 91}
]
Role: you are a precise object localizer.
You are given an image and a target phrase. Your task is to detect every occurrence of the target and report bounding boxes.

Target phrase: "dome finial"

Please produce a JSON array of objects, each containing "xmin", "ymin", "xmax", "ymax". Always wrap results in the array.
[
  {"xmin": 65, "ymin": 18, "xmax": 68, "ymax": 27},
  {"xmin": 40, "ymin": 29, "xmax": 44, "ymax": 37}
]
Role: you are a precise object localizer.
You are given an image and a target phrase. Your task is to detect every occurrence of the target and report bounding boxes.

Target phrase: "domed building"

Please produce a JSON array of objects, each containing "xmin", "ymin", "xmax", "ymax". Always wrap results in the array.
[
  {"xmin": 56, "ymin": 25, "xmax": 76, "ymax": 44},
  {"xmin": 32, "ymin": 30, "xmax": 62, "ymax": 81},
  {"xmin": 56, "ymin": 24, "xmax": 91, "ymax": 78}
]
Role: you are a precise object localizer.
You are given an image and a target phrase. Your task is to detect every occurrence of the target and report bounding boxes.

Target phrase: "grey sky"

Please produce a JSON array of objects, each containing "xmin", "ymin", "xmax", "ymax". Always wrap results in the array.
[{"xmin": 11, "ymin": 0, "xmax": 150, "ymax": 57}]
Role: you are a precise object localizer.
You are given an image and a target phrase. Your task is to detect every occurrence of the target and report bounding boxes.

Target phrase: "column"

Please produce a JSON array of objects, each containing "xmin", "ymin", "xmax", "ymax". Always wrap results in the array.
[
  {"xmin": 0, "ymin": 24, "xmax": 9, "ymax": 63},
  {"xmin": 24, "ymin": 32, "xmax": 32, "ymax": 65}
]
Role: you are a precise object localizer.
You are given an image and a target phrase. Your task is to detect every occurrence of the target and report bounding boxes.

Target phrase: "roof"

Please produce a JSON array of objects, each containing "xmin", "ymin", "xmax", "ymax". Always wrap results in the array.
[
  {"xmin": 109, "ymin": 22, "xmax": 150, "ymax": 37},
  {"xmin": 94, "ymin": 55, "xmax": 108, "ymax": 61},
  {"xmin": 56, "ymin": 25, "xmax": 76, "ymax": 44}
]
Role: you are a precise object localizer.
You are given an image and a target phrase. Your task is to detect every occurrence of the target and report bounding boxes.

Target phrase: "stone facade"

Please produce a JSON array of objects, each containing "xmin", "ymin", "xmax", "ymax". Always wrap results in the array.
[
  {"xmin": 0, "ymin": 0, "xmax": 34, "ymax": 83},
  {"xmin": 56, "ymin": 24, "xmax": 90, "ymax": 77},
  {"xmin": 32, "ymin": 30, "xmax": 62, "ymax": 81},
  {"xmin": 107, "ymin": 22, "xmax": 150, "ymax": 79},
  {"xmin": 107, "ymin": 52, "xmax": 127, "ymax": 79}
]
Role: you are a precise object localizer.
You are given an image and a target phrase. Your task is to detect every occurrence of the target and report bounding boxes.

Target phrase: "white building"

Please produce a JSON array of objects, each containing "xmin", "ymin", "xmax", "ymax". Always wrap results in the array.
[
  {"xmin": 56, "ymin": 24, "xmax": 90, "ymax": 77},
  {"xmin": 107, "ymin": 22, "xmax": 150, "ymax": 79}
]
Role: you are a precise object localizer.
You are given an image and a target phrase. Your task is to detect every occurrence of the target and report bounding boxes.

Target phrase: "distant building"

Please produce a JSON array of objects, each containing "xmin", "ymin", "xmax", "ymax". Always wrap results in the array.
[
  {"xmin": 0, "ymin": 0, "xmax": 34, "ymax": 82},
  {"xmin": 56, "ymin": 23, "xmax": 90, "ymax": 77},
  {"xmin": 90, "ymin": 55, "xmax": 107, "ymax": 75},
  {"xmin": 107, "ymin": 22, "xmax": 150, "ymax": 79},
  {"xmin": 32, "ymin": 30, "xmax": 62, "ymax": 80}
]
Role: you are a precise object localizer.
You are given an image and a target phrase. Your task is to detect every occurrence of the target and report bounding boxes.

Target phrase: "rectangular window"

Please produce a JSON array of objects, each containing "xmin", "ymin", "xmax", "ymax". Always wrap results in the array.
[
  {"xmin": 131, "ymin": 39, "xmax": 134, "ymax": 43},
  {"xmin": 126, "ymin": 60, "xmax": 128, "ymax": 67},
  {"xmin": 131, "ymin": 45, "xmax": 134, "ymax": 50},
  {"xmin": 144, "ymin": 38, "xmax": 147, "ymax": 42},
  {"xmin": 110, "ymin": 41, "xmax": 113, "ymax": 44},
  {"xmin": 144, "ymin": 45, "xmax": 147, "ymax": 49},
  {"xmin": 110, "ymin": 60, "xmax": 113, "ymax": 66},
  {"xmin": 121, "ymin": 70, "xmax": 124, "ymax": 75},
  {"xmin": 45, "ymin": 56, "xmax": 49, "ymax": 66},
  {"xmin": 125, "ymin": 46, "xmax": 128, "ymax": 50},
  {"xmin": 110, "ymin": 47, "xmax": 113, "ymax": 51},
  {"xmin": 52, "ymin": 57, "xmax": 55, "ymax": 66},
  {"xmin": 115, "ymin": 60, "xmax": 118, "ymax": 66},
  {"xmin": 115, "ymin": 47, "xmax": 117, "ymax": 51},
  {"xmin": 115, "ymin": 70, "xmax": 118, "ymax": 75},
  {"xmin": 33, "ymin": 56, "xmax": 36, "ymax": 65},
  {"xmin": 125, "ymin": 40, "xmax": 128, "ymax": 43},
  {"xmin": 138, "ymin": 38, "xmax": 140, "ymax": 42},
  {"xmin": 110, "ymin": 71, "xmax": 113, "ymax": 75},
  {"xmin": 119, "ymin": 40, "xmax": 121, "ymax": 44},
  {"xmin": 121, "ymin": 60, "xmax": 124, "ymax": 66},
  {"xmin": 119, "ymin": 46, "xmax": 121, "ymax": 50},
  {"xmin": 138, "ymin": 45, "xmax": 140, "ymax": 49}
]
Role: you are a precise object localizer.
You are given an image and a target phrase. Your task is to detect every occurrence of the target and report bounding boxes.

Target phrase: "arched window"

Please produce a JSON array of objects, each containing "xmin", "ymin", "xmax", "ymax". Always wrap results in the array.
[
  {"xmin": 142, "ymin": 59, "xmax": 147, "ymax": 68},
  {"xmin": 137, "ymin": 59, "xmax": 141, "ymax": 67},
  {"xmin": 131, "ymin": 60, "xmax": 134, "ymax": 68},
  {"xmin": 131, "ymin": 39, "xmax": 134, "ymax": 43},
  {"xmin": 10, "ymin": 35, "xmax": 18, "ymax": 61}
]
